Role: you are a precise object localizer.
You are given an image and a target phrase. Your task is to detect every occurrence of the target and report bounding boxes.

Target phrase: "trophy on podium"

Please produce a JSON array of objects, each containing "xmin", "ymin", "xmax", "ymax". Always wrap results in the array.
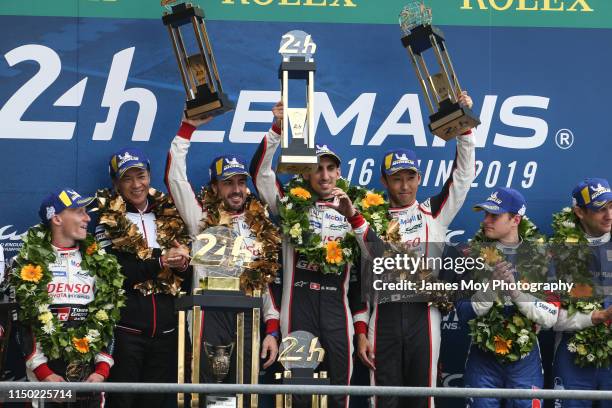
[
  {"xmin": 399, "ymin": 0, "xmax": 480, "ymax": 140},
  {"xmin": 162, "ymin": 1, "xmax": 234, "ymax": 119},
  {"xmin": 176, "ymin": 226, "xmax": 261, "ymax": 408},
  {"xmin": 277, "ymin": 30, "xmax": 319, "ymax": 174},
  {"xmin": 275, "ymin": 331, "xmax": 328, "ymax": 408}
]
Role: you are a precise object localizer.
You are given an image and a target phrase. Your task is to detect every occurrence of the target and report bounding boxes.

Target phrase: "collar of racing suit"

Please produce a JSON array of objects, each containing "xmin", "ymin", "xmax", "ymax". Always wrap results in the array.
[
  {"xmin": 585, "ymin": 232, "xmax": 611, "ymax": 246},
  {"xmin": 125, "ymin": 197, "xmax": 153, "ymax": 214},
  {"xmin": 495, "ymin": 238, "xmax": 523, "ymax": 255},
  {"xmin": 52, "ymin": 245, "xmax": 79, "ymax": 251},
  {"xmin": 388, "ymin": 200, "xmax": 419, "ymax": 212}
]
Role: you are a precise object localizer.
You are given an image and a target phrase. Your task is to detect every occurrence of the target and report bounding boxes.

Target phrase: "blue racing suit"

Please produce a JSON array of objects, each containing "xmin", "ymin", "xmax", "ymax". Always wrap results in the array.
[
  {"xmin": 456, "ymin": 242, "xmax": 559, "ymax": 408},
  {"xmin": 552, "ymin": 232, "xmax": 612, "ymax": 408}
]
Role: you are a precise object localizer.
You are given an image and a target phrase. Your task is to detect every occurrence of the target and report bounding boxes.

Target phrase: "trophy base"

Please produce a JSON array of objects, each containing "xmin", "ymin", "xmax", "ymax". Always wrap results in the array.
[
  {"xmin": 277, "ymin": 142, "xmax": 318, "ymax": 174},
  {"xmin": 186, "ymin": 89, "xmax": 234, "ymax": 119},
  {"xmin": 206, "ymin": 395, "xmax": 236, "ymax": 408},
  {"xmin": 201, "ymin": 277, "xmax": 241, "ymax": 291},
  {"xmin": 429, "ymin": 100, "xmax": 480, "ymax": 141},
  {"xmin": 277, "ymin": 159, "xmax": 319, "ymax": 175}
]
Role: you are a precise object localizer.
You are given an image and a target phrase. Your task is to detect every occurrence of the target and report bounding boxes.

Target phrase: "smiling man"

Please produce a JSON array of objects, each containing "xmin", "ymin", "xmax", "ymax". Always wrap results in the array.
[
  {"xmin": 552, "ymin": 178, "xmax": 612, "ymax": 408},
  {"xmin": 95, "ymin": 147, "xmax": 191, "ymax": 408},
  {"xmin": 12, "ymin": 188, "xmax": 122, "ymax": 407},
  {"xmin": 354, "ymin": 92, "xmax": 476, "ymax": 408},
  {"xmin": 165, "ymin": 114, "xmax": 282, "ymax": 402},
  {"xmin": 250, "ymin": 102, "xmax": 370, "ymax": 408}
]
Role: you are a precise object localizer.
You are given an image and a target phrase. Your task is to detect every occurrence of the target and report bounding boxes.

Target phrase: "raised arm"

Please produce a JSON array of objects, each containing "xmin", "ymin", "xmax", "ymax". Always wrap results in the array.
[
  {"xmin": 165, "ymin": 117, "xmax": 211, "ymax": 237},
  {"xmin": 422, "ymin": 92, "xmax": 476, "ymax": 229},
  {"xmin": 250, "ymin": 102, "xmax": 285, "ymax": 216}
]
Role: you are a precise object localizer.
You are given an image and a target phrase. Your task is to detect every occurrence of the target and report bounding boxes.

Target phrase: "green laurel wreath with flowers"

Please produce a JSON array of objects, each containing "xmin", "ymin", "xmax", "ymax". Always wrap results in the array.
[
  {"xmin": 277, "ymin": 176, "xmax": 357, "ymax": 275},
  {"xmin": 467, "ymin": 217, "xmax": 548, "ymax": 363},
  {"xmin": 346, "ymin": 185, "xmax": 455, "ymax": 314},
  {"xmin": 346, "ymin": 185, "xmax": 390, "ymax": 238},
  {"xmin": 550, "ymin": 207, "xmax": 611, "ymax": 368},
  {"xmin": 9, "ymin": 224, "xmax": 125, "ymax": 364}
]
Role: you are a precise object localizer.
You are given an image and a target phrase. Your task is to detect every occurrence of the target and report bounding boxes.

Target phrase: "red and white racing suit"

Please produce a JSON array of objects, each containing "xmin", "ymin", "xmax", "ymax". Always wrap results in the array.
[
  {"xmin": 251, "ymin": 123, "xmax": 370, "ymax": 408},
  {"xmin": 165, "ymin": 122, "xmax": 280, "ymax": 390},
  {"xmin": 21, "ymin": 246, "xmax": 113, "ymax": 382},
  {"xmin": 356, "ymin": 130, "xmax": 476, "ymax": 408}
]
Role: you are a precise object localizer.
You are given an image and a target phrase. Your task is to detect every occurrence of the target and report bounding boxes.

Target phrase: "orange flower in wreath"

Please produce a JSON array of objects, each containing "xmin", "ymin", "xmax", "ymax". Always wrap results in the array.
[
  {"xmin": 480, "ymin": 247, "xmax": 503, "ymax": 266},
  {"xmin": 493, "ymin": 335, "xmax": 512, "ymax": 355},
  {"xmin": 20, "ymin": 264, "xmax": 43, "ymax": 283},
  {"xmin": 72, "ymin": 337, "xmax": 90, "ymax": 354},
  {"xmin": 325, "ymin": 241, "xmax": 343, "ymax": 264},
  {"xmin": 361, "ymin": 193, "xmax": 385, "ymax": 209},
  {"xmin": 86, "ymin": 242, "xmax": 98, "ymax": 256},
  {"xmin": 569, "ymin": 283, "xmax": 593, "ymax": 299},
  {"xmin": 289, "ymin": 187, "xmax": 311, "ymax": 201}
]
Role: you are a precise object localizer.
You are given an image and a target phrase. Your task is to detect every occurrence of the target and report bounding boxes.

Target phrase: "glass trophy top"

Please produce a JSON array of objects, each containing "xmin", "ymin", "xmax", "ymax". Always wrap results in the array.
[
  {"xmin": 161, "ymin": 0, "xmax": 178, "ymax": 12},
  {"xmin": 278, "ymin": 330, "xmax": 325, "ymax": 371},
  {"xmin": 191, "ymin": 225, "xmax": 254, "ymax": 279},
  {"xmin": 399, "ymin": 0, "xmax": 433, "ymax": 36},
  {"xmin": 279, "ymin": 30, "xmax": 317, "ymax": 61}
]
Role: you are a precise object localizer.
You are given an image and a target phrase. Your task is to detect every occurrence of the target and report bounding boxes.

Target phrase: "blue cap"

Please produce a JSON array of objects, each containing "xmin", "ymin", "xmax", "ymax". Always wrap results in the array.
[
  {"xmin": 572, "ymin": 178, "xmax": 612, "ymax": 210},
  {"xmin": 209, "ymin": 155, "xmax": 250, "ymax": 181},
  {"xmin": 109, "ymin": 147, "xmax": 151, "ymax": 179},
  {"xmin": 315, "ymin": 144, "xmax": 341, "ymax": 165},
  {"xmin": 39, "ymin": 188, "xmax": 94, "ymax": 224},
  {"xmin": 381, "ymin": 148, "xmax": 420, "ymax": 176},
  {"xmin": 473, "ymin": 187, "xmax": 527, "ymax": 215}
]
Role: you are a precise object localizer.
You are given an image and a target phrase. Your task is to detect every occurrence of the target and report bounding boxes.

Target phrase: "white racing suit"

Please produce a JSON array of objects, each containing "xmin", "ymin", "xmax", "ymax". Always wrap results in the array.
[
  {"xmin": 165, "ymin": 122, "xmax": 280, "ymax": 398},
  {"xmin": 356, "ymin": 130, "xmax": 476, "ymax": 408}
]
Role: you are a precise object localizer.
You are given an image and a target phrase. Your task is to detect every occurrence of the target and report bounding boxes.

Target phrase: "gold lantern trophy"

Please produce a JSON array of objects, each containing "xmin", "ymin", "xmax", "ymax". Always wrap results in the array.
[
  {"xmin": 162, "ymin": 1, "xmax": 234, "ymax": 119},
  {"xmin": 399, "ymin": 0, "xmax": 480, "ymax": 140}
]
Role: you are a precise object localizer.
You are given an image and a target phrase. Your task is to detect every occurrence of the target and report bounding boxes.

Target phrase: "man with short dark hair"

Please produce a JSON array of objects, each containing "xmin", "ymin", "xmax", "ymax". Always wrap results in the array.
[
  {"xmin": 165, "ymin": 115, "xmax": 281, "ymax": 400},
  {"xmin": 354, "ymin": 92, "xmax": 475, "ymax": 408},
  {"xmin": 95, "ymin": 148, "xmax": 191, "ymax": 408},
  {"xmin": 251, "ymin": 102, "xmax": 369, "ymax": 408},
  {"xmin": 552, "ymin": 178, "xmax": 612, "ymax": 408},
  {"xmin": 458, "ymin": 187, "xmax": 559, "ymax": 408}
]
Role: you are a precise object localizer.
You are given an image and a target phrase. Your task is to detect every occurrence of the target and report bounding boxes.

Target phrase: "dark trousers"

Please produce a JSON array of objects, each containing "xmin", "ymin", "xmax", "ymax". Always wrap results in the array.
[{"xmin": 106, "ymin": 328, "xmax": 178, "ymax": 408}]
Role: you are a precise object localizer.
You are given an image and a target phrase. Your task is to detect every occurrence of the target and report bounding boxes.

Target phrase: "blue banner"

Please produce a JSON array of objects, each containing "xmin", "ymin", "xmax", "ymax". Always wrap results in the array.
[{"xmin": 0, "ymin": 15, "xmax": 610, "ymax": 402}]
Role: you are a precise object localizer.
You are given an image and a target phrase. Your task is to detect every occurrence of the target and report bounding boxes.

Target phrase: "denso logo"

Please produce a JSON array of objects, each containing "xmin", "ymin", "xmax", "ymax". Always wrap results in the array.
[{"xmin": 47, "ymin": 283, "xmax": 92, "ymax": 294}]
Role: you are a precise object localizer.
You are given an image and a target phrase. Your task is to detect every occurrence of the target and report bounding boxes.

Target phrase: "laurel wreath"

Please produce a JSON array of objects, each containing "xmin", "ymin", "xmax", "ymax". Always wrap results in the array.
[
  {"xmin": 9, "ymin": 224, "xmax": 125, "ymax": 364},
  {"xmin": 197, "ymin": 187, "xmax": 281, "ymax": 293},
  {"xmin": 94, "ymin": 188, "xmax": 190, "ymax": 296},
  {"xmin": 550, "ymin": 207, "xmax": 611, "ymax": 368},
  {"xmin": 467, "ymin": 217, "xmax": 547, "ymax": 363},
  {"xmin": 277, "ymin": 176, "xmax": 357, "ymax": 275}
]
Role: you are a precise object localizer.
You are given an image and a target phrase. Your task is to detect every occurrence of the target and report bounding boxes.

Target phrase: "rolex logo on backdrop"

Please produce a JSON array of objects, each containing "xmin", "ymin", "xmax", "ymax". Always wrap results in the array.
[
  {"xmin": 221, "ymin": 0, "xmax": 357, "ymax": 7},
  {"xmin": 460, "ymin": 0, "xmax": 593, "ymax": 12}
]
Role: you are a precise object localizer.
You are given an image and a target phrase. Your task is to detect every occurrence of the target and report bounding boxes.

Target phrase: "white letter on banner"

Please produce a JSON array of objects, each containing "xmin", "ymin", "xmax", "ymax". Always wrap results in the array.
[
  {"xmin": 313, "ymin": 92, "xmax": 376, "ymax": 146},
  {"xmin": 494, "ymin": 95, "xmax": 549, "ymax": 149},
  {"xmin": 0, "ymin": 44, "xmax": 78, "ymax": 140},
  {"xmin": 431, "ymin": 95, "xmax": 498, "ymax": 147},
  {"xmin": 367, "ymin": 94, "xmax": 427, "ymax": 147},
  {"xmin": 92, "ymin": 47, "xmax": 157, "ymax": 142},
  {"xmin": 228, "ymin": 90, "xmax": 280, "ymax": 143}
]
